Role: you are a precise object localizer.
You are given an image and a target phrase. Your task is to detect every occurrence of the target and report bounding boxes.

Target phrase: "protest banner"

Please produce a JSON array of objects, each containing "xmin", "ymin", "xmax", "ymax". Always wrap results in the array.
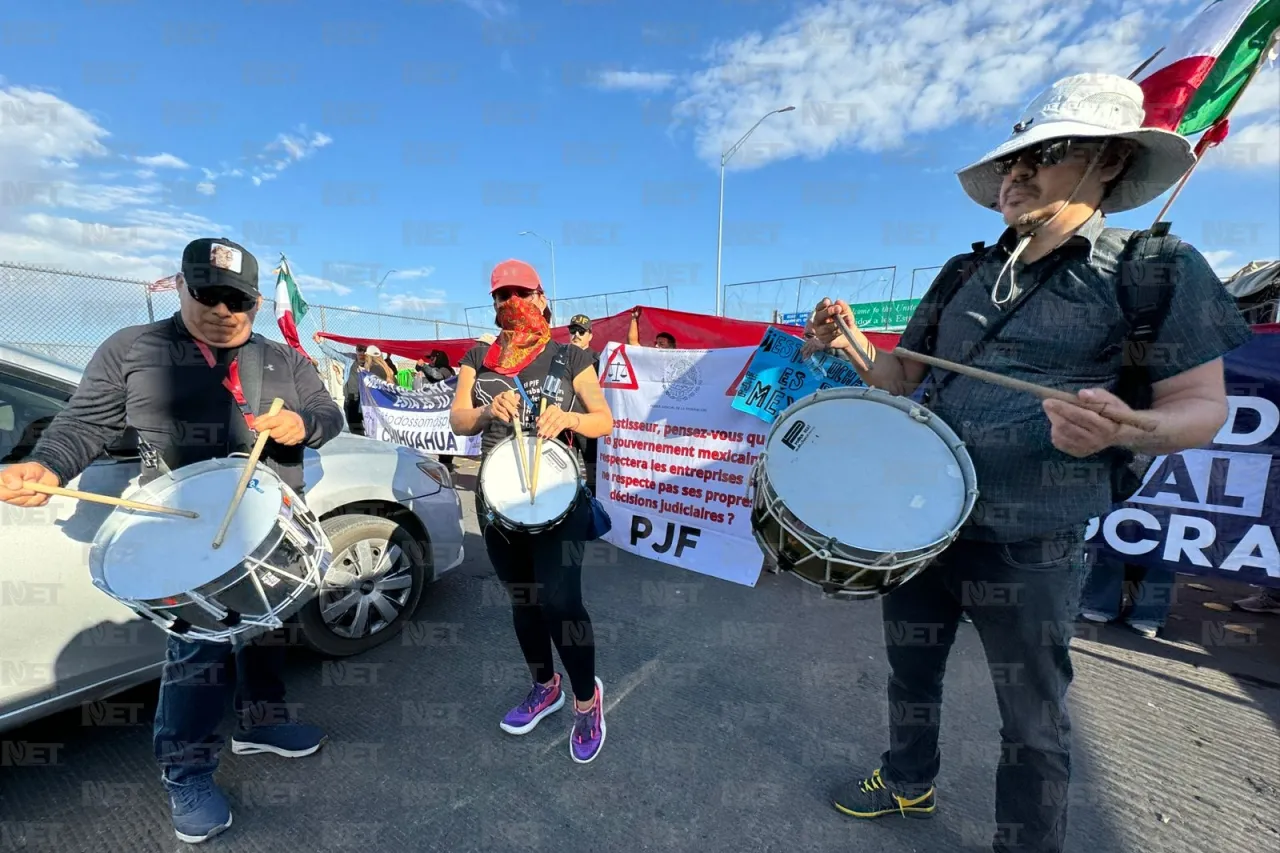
[
  {"xmin": 358, "ymin": 372, "xmax": 481, "ymax": 457},
  {"xmin": 1090, "ymin": 330, "xmax": 1280, "ymax": 589},
  {"xmin": 731, "ymin": 326, "xmax": 865, "ymax": 423},
  {"xmin": 597, "ymin": 344, "xmax": 766, "ymax": 586}
]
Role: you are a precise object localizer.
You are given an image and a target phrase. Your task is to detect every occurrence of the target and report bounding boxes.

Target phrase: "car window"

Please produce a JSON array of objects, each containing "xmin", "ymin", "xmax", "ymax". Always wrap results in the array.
[
  {"xmin": 0, "ymin": 370, "xmax": 67, "ymax": 464},
  {"xmin": 0, "ymin": 368, "xmax": 137, "ymax": 464}
]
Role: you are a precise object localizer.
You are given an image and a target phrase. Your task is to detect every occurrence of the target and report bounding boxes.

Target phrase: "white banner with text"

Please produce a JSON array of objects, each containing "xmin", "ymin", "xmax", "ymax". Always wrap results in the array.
[{"xmin": 597, "ymin": 343, "xmax": 766, "ymax": 586}]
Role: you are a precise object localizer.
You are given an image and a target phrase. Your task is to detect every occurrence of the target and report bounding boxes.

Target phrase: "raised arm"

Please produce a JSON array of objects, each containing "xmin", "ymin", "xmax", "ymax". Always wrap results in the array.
[{"xmin": 806, "ymin": 298, "xmax": 928, "ymax": 397}]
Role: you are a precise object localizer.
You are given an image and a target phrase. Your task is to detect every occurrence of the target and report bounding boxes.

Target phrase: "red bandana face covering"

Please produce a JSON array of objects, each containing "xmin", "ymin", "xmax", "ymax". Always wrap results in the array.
[{"xmin": 483, "ymin": 295, "xmax": 552, "ymax": 375}]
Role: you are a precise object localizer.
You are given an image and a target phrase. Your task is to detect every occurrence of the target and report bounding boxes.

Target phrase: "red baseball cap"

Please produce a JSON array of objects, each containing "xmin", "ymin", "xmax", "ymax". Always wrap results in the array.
[{"xmin": 490, "ymin": 259, "xmax": 542, "ymax": 293}]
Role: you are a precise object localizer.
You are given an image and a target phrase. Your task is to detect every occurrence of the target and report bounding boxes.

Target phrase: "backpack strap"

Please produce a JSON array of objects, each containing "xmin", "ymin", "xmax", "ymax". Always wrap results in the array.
[
  {"xmin": 920, "ymin": 242, "xmax": 989, "ymax": 355},
  {"xmin": 1114, "ymin": 221, "xmax": 1180, "ymax": 410}
]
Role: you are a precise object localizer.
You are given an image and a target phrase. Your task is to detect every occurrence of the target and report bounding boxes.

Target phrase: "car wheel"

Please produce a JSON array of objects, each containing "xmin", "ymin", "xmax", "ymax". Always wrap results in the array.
[{"xmin": 297, "ymin": 514, "xmax": 428, "ymax": 657}]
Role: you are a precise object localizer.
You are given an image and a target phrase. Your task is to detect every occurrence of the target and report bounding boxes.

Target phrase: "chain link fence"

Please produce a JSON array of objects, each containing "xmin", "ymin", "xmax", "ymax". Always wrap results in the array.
[
  {"xmin": 723, "ymin": 266, "xmax": 899, "ymax": 326},
  {"xmin": 908, "ymin": 266, "xmax": 944, "ymax": 301},
  {"xmin": 0, "ymin": 261, "xmax": 480, "ymax": 400},
  {"xmin": 463, "ymin": 286, "xmax": 670, "ymax": 335}
]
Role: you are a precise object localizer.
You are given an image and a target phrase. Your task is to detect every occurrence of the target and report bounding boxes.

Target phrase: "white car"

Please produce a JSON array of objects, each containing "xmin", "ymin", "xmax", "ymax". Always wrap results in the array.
[{"xmin": 0, "ymin": 344, "xmax": 466, "ymax": 734}]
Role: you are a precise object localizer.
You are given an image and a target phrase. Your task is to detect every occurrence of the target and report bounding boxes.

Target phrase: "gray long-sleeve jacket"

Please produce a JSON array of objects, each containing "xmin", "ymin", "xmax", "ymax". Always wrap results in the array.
[{"xmin": 28, "ymin": 314, "xmax": 345, "ymax": 494}]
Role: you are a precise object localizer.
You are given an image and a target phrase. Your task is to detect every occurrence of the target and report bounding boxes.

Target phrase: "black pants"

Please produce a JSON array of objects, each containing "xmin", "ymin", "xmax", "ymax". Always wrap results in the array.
[
  {"xmin": 880, "ymin": 528, "xmax": 1090, "ymax": 853},
  {"xmin": 478, "ymin": 493, "xmax": 596, "ymax": 703}
]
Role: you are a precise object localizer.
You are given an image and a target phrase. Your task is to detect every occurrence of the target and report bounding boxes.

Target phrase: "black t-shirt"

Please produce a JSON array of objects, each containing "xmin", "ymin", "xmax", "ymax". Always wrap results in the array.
[{"xmin": 461, "ymin": 341, "xmax": 596, "ymax": 459}]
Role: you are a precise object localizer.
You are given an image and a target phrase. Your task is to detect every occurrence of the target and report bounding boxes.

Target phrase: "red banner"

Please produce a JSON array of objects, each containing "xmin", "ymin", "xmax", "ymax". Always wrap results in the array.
[{"xmin": 315, "ymin": 305, "xmax": 903, "ymax": 365}]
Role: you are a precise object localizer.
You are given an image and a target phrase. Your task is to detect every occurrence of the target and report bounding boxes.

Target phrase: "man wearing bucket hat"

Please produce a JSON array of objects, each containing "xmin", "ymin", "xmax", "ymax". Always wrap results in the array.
[{"xmin": 805, "ymin": 74, "xmax": 1250, "ymax": 852}]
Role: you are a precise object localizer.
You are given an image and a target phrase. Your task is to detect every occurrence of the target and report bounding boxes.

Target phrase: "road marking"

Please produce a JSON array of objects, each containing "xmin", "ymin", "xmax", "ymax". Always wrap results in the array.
[{"xmin": 541, "ymin": 657, "xmax": 661, "ymax": 754}]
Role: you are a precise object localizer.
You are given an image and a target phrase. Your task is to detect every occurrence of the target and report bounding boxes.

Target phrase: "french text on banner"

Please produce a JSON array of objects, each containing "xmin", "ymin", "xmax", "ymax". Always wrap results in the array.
[{"xmin": 597, "ymin": 344, "xmax": 765, "ymax": 586}]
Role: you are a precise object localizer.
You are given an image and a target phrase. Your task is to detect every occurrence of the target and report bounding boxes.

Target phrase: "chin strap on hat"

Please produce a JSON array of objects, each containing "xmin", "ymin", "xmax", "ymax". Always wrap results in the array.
[{"xmin": 990, "ymin": 146, "xmax": 1110, "ymax": 307}]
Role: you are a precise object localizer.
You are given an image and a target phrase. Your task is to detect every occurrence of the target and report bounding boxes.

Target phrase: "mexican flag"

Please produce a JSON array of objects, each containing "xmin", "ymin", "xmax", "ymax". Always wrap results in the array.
[
  {"xmin": 1138, "ymin": 0, "xmax": 1280, "ymax": 133},
  {"xmin": 274, "ymin": 257, "xmax": 310, "ymax": 357}
]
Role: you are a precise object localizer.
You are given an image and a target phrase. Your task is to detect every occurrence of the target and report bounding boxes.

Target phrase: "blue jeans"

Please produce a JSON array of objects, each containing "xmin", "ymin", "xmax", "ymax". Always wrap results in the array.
[
  {"xmin": 153, "ymin": 630, "xmax": 290, "ymax": 786},
  {"xmin": 880, "ymin": 527, "xmax": 1090, "ymax": 853},
  {"xmin": 1080, "ymin": 553, "xmax": 1175, "ymax": 626}
]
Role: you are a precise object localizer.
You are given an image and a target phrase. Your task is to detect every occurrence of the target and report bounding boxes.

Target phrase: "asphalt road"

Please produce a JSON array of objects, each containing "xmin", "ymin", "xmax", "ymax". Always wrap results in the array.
[{"xmin": 1, "ymin": 474, "xmax": 1277, "ymax": 853}]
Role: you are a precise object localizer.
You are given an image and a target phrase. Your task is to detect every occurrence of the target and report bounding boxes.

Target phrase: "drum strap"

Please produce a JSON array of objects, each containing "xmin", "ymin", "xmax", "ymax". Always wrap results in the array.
[{"xmin": 194, "ymin": 336, "xmax": 267, "ymax": 453}]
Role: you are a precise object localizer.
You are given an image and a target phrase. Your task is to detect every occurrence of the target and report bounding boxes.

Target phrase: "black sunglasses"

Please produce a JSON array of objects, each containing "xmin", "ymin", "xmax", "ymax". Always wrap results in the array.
[
  {"xmin": 992, "ymin": 139, "xmax": 1099, "ymax": 176},
  {"xmin": 188, "ymin": 285, "xmax": 256, "ymax": 313}
]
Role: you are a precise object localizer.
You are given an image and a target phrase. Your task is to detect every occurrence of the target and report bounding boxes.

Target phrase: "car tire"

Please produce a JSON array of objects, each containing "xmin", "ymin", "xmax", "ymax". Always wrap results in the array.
[{"xmin": 296, "ymin": 514, "xmax": 428, "ymax": 658}]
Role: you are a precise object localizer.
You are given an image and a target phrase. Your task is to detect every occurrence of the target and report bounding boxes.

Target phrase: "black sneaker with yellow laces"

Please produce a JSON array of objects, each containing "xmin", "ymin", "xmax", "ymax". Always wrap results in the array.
[{"xmin": 832, "ymin": 768, "xmax": 936, "ymax": 819}]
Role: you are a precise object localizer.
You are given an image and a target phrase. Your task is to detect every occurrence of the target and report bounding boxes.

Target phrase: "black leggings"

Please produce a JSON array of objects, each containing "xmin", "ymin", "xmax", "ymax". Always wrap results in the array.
[{"xmin": 479, "ymin": 494, "xmax": 596, "ymax": 703}]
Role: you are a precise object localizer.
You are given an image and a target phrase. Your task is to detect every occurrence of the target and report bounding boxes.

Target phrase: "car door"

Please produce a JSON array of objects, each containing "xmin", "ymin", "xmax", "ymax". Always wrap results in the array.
[{"xmin": 0, "ymin": 363, "xmax": 166, "ymax": 730}]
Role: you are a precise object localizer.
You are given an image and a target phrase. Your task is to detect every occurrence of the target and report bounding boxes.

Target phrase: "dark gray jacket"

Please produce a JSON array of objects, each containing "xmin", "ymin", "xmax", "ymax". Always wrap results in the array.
[{"xmin": 29, "ymin": 314, "xmax": 344, "ymax": 493}]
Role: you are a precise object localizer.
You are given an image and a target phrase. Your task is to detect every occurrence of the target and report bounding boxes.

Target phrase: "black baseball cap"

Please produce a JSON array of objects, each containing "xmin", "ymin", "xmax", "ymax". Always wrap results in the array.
[
  {"xmin": 569, "ymin": 314, "xmax": 592, "ymax": 333},
  {"xmin": 181, "ymin": 237, "xmax": 260, "ymax": 296}
]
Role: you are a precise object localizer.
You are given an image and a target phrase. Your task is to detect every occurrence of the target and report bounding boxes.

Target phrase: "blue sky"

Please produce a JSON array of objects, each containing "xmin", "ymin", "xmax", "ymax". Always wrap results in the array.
[{"xmin": 1, "ymin": 0, "xmax": 1277, "ymax": 339}]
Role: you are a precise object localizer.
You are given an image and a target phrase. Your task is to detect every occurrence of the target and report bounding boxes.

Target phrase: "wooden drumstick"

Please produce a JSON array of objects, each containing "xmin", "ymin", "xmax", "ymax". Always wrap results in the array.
[
  {"xmin": 530, "ymin": 397, "xmax": 547, "ymax": 504},
  {"xmin": 892, "ymin": 348, "xmax": 1160, "ymax": 433},
  {"xmin": 21, "ymin": 482, "xmax": 199, "ymax": 518},
  {"xmin": 213, "ymin": 397, "xmax": 285, "ymax": 549},
  {"xmin": 829, "ymin": 312, "xmax": 1159, "ymax": 433},
  {"xmin": 510, "ymin": 398, "xmax": 532, "ymax": 495}
]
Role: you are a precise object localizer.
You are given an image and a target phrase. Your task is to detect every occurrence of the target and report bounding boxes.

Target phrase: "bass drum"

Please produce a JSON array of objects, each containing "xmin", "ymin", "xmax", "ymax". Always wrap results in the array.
[{"xmin": 749, "ymin": 386, "xmax": 979, "ymax": 600}]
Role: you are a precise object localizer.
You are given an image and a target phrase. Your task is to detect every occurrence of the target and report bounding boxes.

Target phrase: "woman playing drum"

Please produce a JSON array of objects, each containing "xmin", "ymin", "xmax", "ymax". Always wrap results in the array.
[{"xmin": 450, "ymin": 259, "xmax": 614, "ymax": 764}]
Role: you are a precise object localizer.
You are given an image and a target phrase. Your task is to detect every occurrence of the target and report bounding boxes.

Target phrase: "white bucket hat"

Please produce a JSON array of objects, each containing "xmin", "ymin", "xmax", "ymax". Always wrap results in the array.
[{"xmin": 956, "ymin": 73, "xmax": 1196, "ymax": 214}]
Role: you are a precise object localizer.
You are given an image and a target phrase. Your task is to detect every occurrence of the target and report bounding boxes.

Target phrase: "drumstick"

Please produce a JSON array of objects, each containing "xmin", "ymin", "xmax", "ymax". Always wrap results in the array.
[
  {"xmin": 892, "ymin": 348, "xmax": 1160, "ymax": 433},
  {"xmin": 829, "ymin": 312, "xmax": 1158, "ymax": 433},
  {"xmin": 21, "ymin": 482, "xmax": 199, "ymax": 518},
  {"xmin": 212, "ymin": 397, "xmax": 285, "ymax": 549},
  {"xmin": 530, "ymin": 397, "xmax": 547, "ymax": 504},
  {"xmin": 510, "ymin": 398, "xmax": 532, "ymax": 495}
]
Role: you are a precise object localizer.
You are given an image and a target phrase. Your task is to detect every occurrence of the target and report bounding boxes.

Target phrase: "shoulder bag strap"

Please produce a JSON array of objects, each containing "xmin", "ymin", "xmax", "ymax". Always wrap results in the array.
[
  {"xmin": 1115, "ymin": 223, "xmax": 1180, "ymax": 410},
  {"xmin": 919, "ymin": 242, "xmax": 1055, "ymax": 401}
]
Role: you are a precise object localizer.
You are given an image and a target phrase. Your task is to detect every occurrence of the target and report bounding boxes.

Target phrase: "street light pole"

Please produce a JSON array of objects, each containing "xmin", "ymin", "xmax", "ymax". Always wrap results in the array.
[
  {"xmin": 517, "ymin": 230, "xmax": 557, "ymax": 324},
  {"xmin": 714, "ymin": 105, "xmax": 794, "ymax": 317}
]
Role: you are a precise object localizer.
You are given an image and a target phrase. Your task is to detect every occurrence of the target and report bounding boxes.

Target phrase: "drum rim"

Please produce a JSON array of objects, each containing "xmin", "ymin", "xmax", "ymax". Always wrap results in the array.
[
  {"xmin": 478, "ymin": 434, "xmax": 583, "ymax": 530},
  {"xmin": 89, "ymin": 461, "xmax": 298, "ymax": 599},
  {"xmin": 753, "ymin": 387, "xmax": 980, "ymax": 561}
]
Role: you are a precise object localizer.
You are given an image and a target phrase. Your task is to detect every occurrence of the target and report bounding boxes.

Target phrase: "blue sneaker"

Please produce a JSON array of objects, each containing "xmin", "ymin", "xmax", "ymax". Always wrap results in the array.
[
  {"xmin": 166, "ymin": 775, "xmax": 232, "ymax": 844},
  {"xmin": 231, "ymin": 723, "xmax": 327, "ymax": 758}
]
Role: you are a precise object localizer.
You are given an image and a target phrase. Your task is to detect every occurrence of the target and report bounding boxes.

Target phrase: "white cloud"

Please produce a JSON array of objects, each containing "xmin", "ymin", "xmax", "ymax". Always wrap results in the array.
[
  {"xmin": 389, "ymin": 266, "xmax": 436, "ymax": 280},
  {"xmin": 594, "ymin": 70, "xmax": 677, "ymax": 92},
  {"xmin": 195, "ymin": 182, "xmax": 216, "ymax": 196},
  {"xmin": 0, "ymin": 84, "xmax": 224, "ymax": 281},
  {"xmin": 1231, "ymin": 67, "xmax": 1279, "ymax": 122},
  {"xmin": 295, "ymin": 274, "xmax": 354, "ymax": 297},
  {"xmin": 455, "ymin": 0, "xmax": 515, "ymax": 18},
  {"xmin": 380, "ymin": 290, "xmax": 447, "ymax": 314},
  {"xmin": 669, "ymin": 0, "xmax": 1187, "ymax": 170},
  {"xmin": 203, "ymin": 127, "xmax": 332, "ymax": 188},
  {"xmin": 1204, "ymin": 118, "xmax": 1280, "ymax": 170},
  {"xmin": 1201, "ymin": 249, "xmax": 1238, "ymax": 277},
  {"xmin": 135, "ymin": 153, "xmax": 189, "ymax": 169}
]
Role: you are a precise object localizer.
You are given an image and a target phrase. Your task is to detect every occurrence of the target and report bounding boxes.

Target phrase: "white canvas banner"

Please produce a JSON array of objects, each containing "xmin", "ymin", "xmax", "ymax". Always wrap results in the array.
[{"xmin": 597, "ymin": 343, "xmax": 766, "ymax": 586}]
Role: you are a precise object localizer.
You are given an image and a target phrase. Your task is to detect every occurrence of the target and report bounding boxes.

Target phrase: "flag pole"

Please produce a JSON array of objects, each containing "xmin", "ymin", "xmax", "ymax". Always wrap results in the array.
[
  {"xmin": 1150, "ymin": 28, "xmax": 1280, "ymax": 227},
  {"xmin": 1128, "ymin": 47, "xmax": 1164, "ymax": 79}
]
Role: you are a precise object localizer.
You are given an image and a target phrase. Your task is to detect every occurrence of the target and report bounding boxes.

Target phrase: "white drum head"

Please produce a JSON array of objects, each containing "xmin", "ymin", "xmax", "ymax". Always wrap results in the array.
[
  {"xmin": 766, "ymin": 393, "xmax": 967, "ymax": 554},
  {"xmin": 97, "ymin": 465, "xmax": 282, "ymax": 600},
  {"xmin": 481, "ymin": 437, "xmax": 580, "ymax": 528}
]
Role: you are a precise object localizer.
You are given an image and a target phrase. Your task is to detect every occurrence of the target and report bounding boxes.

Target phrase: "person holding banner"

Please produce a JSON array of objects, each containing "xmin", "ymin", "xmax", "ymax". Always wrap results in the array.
[
  {"xmin": 450, "ymin": 259, "xmax": 615, "ymax": 764},
  {"xmin": 803, "ymin": 74, "xmax": 1251, "ymax": 853}
]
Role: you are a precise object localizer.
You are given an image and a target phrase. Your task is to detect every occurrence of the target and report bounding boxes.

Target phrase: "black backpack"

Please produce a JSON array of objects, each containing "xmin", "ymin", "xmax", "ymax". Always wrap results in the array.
[{"xmin": 919, "ymin": 222, "xmax": 1180, "ymax": 503}]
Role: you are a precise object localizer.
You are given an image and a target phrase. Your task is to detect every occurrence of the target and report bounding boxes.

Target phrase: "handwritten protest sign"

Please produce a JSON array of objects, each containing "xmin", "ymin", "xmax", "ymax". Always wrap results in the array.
[{"xmin": 730, "ymin": 327, "xmax": 864, "ymax": 424}]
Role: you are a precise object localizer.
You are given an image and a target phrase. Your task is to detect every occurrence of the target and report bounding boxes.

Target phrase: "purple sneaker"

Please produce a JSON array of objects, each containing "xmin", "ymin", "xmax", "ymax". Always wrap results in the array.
[
  {"xmin": 570, "ymin": 677, "xmax": 606, "ymax": 764},
  {"xmin": 500, "ymin": 673, "xmax": 565, "ymax": 735}
]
